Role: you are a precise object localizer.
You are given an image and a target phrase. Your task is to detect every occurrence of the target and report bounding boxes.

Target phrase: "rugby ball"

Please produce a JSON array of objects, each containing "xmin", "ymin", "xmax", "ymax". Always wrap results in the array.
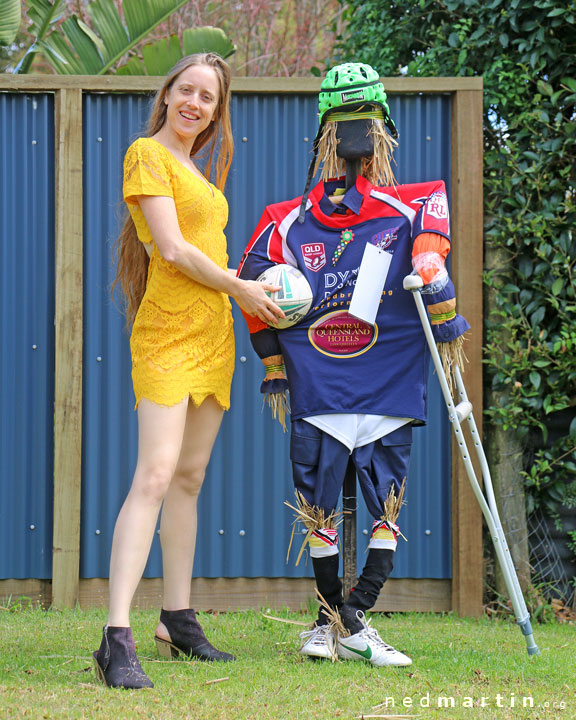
[{"xmin": 256, "ymin": 264, "xmax": 313, "ymax": 329}]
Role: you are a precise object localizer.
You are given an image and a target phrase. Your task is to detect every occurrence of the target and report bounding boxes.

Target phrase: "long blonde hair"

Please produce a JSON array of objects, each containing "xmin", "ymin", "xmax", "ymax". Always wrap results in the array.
[
  {"xmin": 315, "ymin": 118, "xmax": 398, "ymax": 186},
  {"xmin": 113, "ymin": 53, "xmax": 234, "ymax": 329}
]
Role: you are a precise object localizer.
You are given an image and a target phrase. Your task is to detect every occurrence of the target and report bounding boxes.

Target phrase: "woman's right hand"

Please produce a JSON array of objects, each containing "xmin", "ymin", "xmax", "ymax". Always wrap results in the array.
[{"xmin": 233, "ymin": 280, "xmax": 285, "ymax": 325}]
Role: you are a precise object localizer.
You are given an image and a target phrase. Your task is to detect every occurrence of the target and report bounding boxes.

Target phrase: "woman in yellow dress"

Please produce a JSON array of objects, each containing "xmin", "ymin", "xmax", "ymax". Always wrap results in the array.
[{"xmin": 92, "ymin": 53, "xmax": 283, "ymax": 689}]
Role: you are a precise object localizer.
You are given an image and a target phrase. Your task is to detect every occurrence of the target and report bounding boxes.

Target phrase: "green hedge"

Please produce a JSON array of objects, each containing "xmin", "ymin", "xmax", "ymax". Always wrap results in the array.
[{"xmin": 335, "ymin": 0, "xmax": 576, "ymax": 550}]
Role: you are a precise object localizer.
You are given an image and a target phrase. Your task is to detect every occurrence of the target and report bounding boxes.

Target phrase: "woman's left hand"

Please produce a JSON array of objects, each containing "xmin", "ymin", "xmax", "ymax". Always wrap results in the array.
[{"xmin": 232, "ymin": 280, "xmax": 285, "ymax": 325}]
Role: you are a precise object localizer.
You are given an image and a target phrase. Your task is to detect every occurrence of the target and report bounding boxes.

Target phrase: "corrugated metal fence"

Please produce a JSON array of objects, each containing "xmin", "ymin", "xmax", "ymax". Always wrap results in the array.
[
  {"xmin": 0, "ymin": 92, "xmax": 55, "ymax": 578},
  {"xmin": 0, "ymin": 76, "xmax": 484, "ymax": 613}
]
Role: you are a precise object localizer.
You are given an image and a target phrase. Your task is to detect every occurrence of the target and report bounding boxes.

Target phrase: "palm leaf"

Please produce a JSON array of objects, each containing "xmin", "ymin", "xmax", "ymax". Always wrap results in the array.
[
  {"xmin": 182, "ymin": 27, "xmax": 235, "ymax": 59},
  {"xmin": 21, "ymin": 0, "xmax": 191, "ymax": 74},
  {"xmin": 0, "ymin": 0, "xmax": 21, "ymax": 47},
  {"xmin": 116, "ymin": 26, "xmax": 236, "ymax": 76},
  {"xmin": 93, "ymin": 0, "xmax": 193, "ymax": 73},
  {"xmin": 122, "ymin": 0, "xmax": 182, "ymax": 40},
  {"xmin": 86, "ymin": 0, "xmax": 128, "ymax": 60},
  {"xmin": 60, "ymin": 16, "xmax": 105, "ymax": 73},
  {"xmin": 140, "ymin": 35, "xmax": 183, "ymax": 76},
  {"xmin": 113, "ymin": 54, "xmax": 146, "ymax": 75},
  {"xmin": 13, "ymin": 0, "xmax": 66, "ymax": 73},
  {"xmin": 38, "ymin": 32, "xmax": 85, "ymax": 74}
]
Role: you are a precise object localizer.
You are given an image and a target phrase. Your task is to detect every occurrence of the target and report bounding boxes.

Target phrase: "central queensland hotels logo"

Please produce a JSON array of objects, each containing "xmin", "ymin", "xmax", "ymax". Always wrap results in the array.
[{"xmin": 308, "ymin": 311, "xmax": 377, "ymax": 358}]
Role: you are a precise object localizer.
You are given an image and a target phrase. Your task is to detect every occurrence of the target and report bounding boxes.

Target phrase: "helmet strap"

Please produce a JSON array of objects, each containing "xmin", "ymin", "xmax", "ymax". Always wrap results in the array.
[{"xmin": 297, "ymin": 123, "xmax": 324, "ymax": 224}]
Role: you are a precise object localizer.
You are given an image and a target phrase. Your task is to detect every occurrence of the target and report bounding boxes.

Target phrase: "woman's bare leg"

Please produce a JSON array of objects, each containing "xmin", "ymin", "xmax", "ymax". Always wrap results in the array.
[
  {"xmin": 107, "ymin": 398, "xmax": 189, "ymax": 627},
  {"xmin": 155, "ymin": 396, "xmax": 224, "ymax": 639}
]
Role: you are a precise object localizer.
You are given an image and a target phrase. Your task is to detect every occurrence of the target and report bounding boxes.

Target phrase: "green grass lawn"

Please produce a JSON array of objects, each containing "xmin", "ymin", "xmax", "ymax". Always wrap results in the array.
[{"xmin": 0, "ymin": 605, "xmax": 574, "ymax": 720}]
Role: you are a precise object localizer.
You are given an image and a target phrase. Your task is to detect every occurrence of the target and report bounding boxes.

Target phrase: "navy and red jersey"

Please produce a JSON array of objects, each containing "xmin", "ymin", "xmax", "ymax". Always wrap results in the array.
[{"xmin": 238, "ymin": 176, "xmax": 452, "ymax": 423}]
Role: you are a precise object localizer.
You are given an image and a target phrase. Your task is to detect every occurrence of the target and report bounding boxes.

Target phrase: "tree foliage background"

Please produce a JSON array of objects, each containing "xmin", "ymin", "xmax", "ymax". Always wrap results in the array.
[
  {"xmin": 336, "ymin": 0, "xmax": 576, "ymax": 598},
  {"xmin": 0, "ymin": 0, "xmax": 343, "ymax": 75},
  {"xmin": 171, "ymin": 0, "xmax": 343, "ymax": 76}
]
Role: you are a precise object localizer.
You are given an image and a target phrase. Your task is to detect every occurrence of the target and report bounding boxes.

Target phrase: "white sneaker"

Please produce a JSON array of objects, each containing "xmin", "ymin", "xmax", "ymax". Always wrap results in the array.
[
  {"xmin": 337, "ymin": 611, "xmax": 412, "ymax": 667},
  {"xmin": 299, "ymin": 624, "xmax": 336, "ymax": 659}
]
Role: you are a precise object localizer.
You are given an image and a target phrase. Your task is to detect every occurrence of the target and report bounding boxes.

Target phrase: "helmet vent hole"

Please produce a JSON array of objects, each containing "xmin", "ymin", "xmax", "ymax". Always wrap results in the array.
[{"xmin": 334, "ymin": 72, "xmax": 339, "ymax": 85}]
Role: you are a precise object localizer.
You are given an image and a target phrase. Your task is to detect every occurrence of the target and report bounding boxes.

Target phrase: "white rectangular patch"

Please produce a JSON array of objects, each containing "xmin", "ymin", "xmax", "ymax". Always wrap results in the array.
[{"xmin": 348, "ymin": 243, "xmax": 393, "ymax": 325}]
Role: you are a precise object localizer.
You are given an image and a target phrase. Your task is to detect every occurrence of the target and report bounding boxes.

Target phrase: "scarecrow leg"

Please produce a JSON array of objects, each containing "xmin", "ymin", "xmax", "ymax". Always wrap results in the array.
[
  {"xmin": 313, "ymin": 555, "xmax": 343, "ymax": 626},
  {"xmin": 340, "ymin": 549, "xmax": 395, "ymax": 633},
  {"xmin": 339, "ymin": 481, "xmax": 405, "ymax": 633},
  {"xmin": 284, "ymin": 490, "xmax": 344, "ymax": 626}
]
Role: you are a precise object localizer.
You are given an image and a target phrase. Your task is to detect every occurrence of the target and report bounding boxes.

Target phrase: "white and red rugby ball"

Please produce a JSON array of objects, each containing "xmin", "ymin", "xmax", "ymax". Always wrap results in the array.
[{"xmin": 256, "ymin": 264, "xmax": 313, "ymax": 329}]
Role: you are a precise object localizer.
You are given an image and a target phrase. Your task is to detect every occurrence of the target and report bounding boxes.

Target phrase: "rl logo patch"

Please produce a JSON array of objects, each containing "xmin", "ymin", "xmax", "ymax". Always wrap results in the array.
[
  {"xmin": 426, "ymin": 192, "xmax": 449, "ymax": 220},
  {"xmin": 301, "ymin": 242, "xmax": 326, "ymax": 272}
]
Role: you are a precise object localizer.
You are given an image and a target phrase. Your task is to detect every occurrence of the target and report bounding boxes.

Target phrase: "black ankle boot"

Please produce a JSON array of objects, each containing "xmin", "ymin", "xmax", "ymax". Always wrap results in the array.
[
  {"xmin": 93, "ymin": 626, "xmax": 154, "ymax": 689},
  {"xmin": 340, "ymin": 549, "xmax": 395, "ymax": 634},
  {"xmin": 155, "ymin": 608, "xmax": 235, "ymax": 662},
  {"xmin": 312, "ymin": 555, "xmax": 343, "ymax": 625}
]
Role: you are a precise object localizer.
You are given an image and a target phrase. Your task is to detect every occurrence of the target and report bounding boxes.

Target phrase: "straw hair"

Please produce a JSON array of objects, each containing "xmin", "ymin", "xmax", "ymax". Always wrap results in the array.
[
  {"xmin": 383, "ymin": 477, "xmax": 406, "ymax": 525},
  {"xmin": 112, "ymin": 53, "xmax": 234, "ymax": 331},
  {"xmin": 316, "ymin": 589, "xmax": 348, "ymax": 644},
  {"xmin": 284, "ymin": 491, "xmax": 342, "ymax": 565},
  {"xmin": 263, "ymin": 391, "xmax": 289, "ymax": 432},
  {"xmin": 371, "ymin": 477, "xmax": 408, "ymax": 544},
  {"xmin": 316, "ymin": 117, "xmax": 398, "ymax": 186},
  {"xmin": 363, "ymin": 118, "xmax": 398, "ymax": 186},
  {"xmin": 438, "ymin": 335, "xmax": 468, "ymax": 396},
  {"xmin": 315, "ymin": 122, "xmax": 341, "ymax": 180}
]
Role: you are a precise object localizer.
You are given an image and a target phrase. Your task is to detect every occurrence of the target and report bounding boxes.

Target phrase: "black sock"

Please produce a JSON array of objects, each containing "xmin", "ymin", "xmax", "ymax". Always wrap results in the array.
[
  {"xmin": 341, "ymin": 549, "xmax": 394, "ymax": 633},
  {"xmin": 312, "ymin": 554, "xmax": 343, "ymax": 625}
]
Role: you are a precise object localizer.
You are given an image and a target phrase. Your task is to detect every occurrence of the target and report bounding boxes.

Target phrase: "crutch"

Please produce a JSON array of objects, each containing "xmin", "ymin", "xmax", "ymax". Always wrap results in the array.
[{"xmin": 403, "ymin": 273, "xmax": 540, "ymax": 656}]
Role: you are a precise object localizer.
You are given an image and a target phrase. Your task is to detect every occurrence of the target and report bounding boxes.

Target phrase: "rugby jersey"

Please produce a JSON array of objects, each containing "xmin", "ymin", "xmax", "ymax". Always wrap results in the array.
[{"xmin": 238, "ymin": 176, "xmax": 468, "ymax": 422}]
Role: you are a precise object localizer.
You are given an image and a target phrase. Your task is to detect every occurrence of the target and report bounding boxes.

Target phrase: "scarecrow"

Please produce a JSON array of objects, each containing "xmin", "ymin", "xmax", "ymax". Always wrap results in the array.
[{"xmin": 238, "ymin": 63, "xmax": 469, "ymax": 666}]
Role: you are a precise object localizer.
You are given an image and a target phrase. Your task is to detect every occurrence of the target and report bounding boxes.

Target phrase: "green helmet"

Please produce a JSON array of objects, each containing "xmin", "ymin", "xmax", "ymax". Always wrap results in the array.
[
  {"xmin": 318, "ymin": 62, "xmax": 396, "ymax": 136},
  {"xmin": 297, "ymin": 62, "xmax": 398, "ymax": 224}
]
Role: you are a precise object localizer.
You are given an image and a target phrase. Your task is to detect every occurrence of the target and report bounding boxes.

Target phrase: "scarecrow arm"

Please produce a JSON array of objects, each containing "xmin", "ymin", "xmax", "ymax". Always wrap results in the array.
[
  {"xmin": 412, "ymin": 231, "xmax": 470, "ymax": 343},
  {"xmin": 249, "ymin": 328, "xmax": 288, "ymax": 395}
]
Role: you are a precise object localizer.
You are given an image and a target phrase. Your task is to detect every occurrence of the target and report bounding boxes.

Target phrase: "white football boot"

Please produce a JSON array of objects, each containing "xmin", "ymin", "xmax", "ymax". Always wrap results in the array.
[
  {"xmin": 299, "ymin": 624, "xmax": 336, "ymax": 659},
  {"xmin": 337, "ymin": 611, "xmax": 412, "ymax": 667}
]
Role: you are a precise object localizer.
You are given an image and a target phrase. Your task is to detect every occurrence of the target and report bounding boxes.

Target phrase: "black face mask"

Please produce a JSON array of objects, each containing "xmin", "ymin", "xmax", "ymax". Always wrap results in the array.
[
  {"xmin": 335, "ymin": 118, "xmax": 375, "ymax": 161},
  {"xmin": 298, "ymin": 103, "xmax": 398, "ymax": 224}
]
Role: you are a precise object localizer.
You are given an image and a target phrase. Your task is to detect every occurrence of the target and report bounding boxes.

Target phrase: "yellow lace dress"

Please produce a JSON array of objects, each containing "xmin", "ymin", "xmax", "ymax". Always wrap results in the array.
[{"xmin": 123, "ymin": 137, "xmax": 235, "ymax": 409}]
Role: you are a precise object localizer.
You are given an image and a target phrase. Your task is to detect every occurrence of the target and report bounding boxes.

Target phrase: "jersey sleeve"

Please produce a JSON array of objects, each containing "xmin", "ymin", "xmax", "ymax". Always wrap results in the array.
[
  {"xmin": 412, "ymin": 232, "xmax": 450, "ymax": 263},
  {"xmin": 237, "ymin": 206, "xmax": 289, "ymax": 335},
  {"xmin": 407, "ymin": 182, "xmax": 470, "ymax": 342},
  {"xmin": 237, "ymin": 206, "xmax": 292, "ymax": 278},
  {"xmin": 237, "ymin": 207, "xmax": 288, "ymax": 414},
  {"xmin": 411, "ymin": 181, "xmax": 450, "ymax": 241},
  {"xmin": 123, "ymin": 139, "xmax": 174, "ymax": 205}
]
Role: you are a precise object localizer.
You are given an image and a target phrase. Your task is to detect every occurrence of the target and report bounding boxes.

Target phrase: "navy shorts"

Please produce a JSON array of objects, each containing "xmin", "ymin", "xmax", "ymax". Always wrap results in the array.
[{"xmin": 290, "ymin": 419, "xmax": 413, "ymax": 520}]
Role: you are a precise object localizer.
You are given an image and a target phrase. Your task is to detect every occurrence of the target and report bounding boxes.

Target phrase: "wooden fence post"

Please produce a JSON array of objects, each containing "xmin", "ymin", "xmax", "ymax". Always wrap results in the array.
[
  {"xmin": 450, "ymin": 86, "xmax": 484, "ymax": 616},
  {"xmin": 342, "ymin": 462, "xmax": 357, "ymax": 598},
  {"xmin": 52, "ymin": 88, "xmax": 84, "ymax": 609}
]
